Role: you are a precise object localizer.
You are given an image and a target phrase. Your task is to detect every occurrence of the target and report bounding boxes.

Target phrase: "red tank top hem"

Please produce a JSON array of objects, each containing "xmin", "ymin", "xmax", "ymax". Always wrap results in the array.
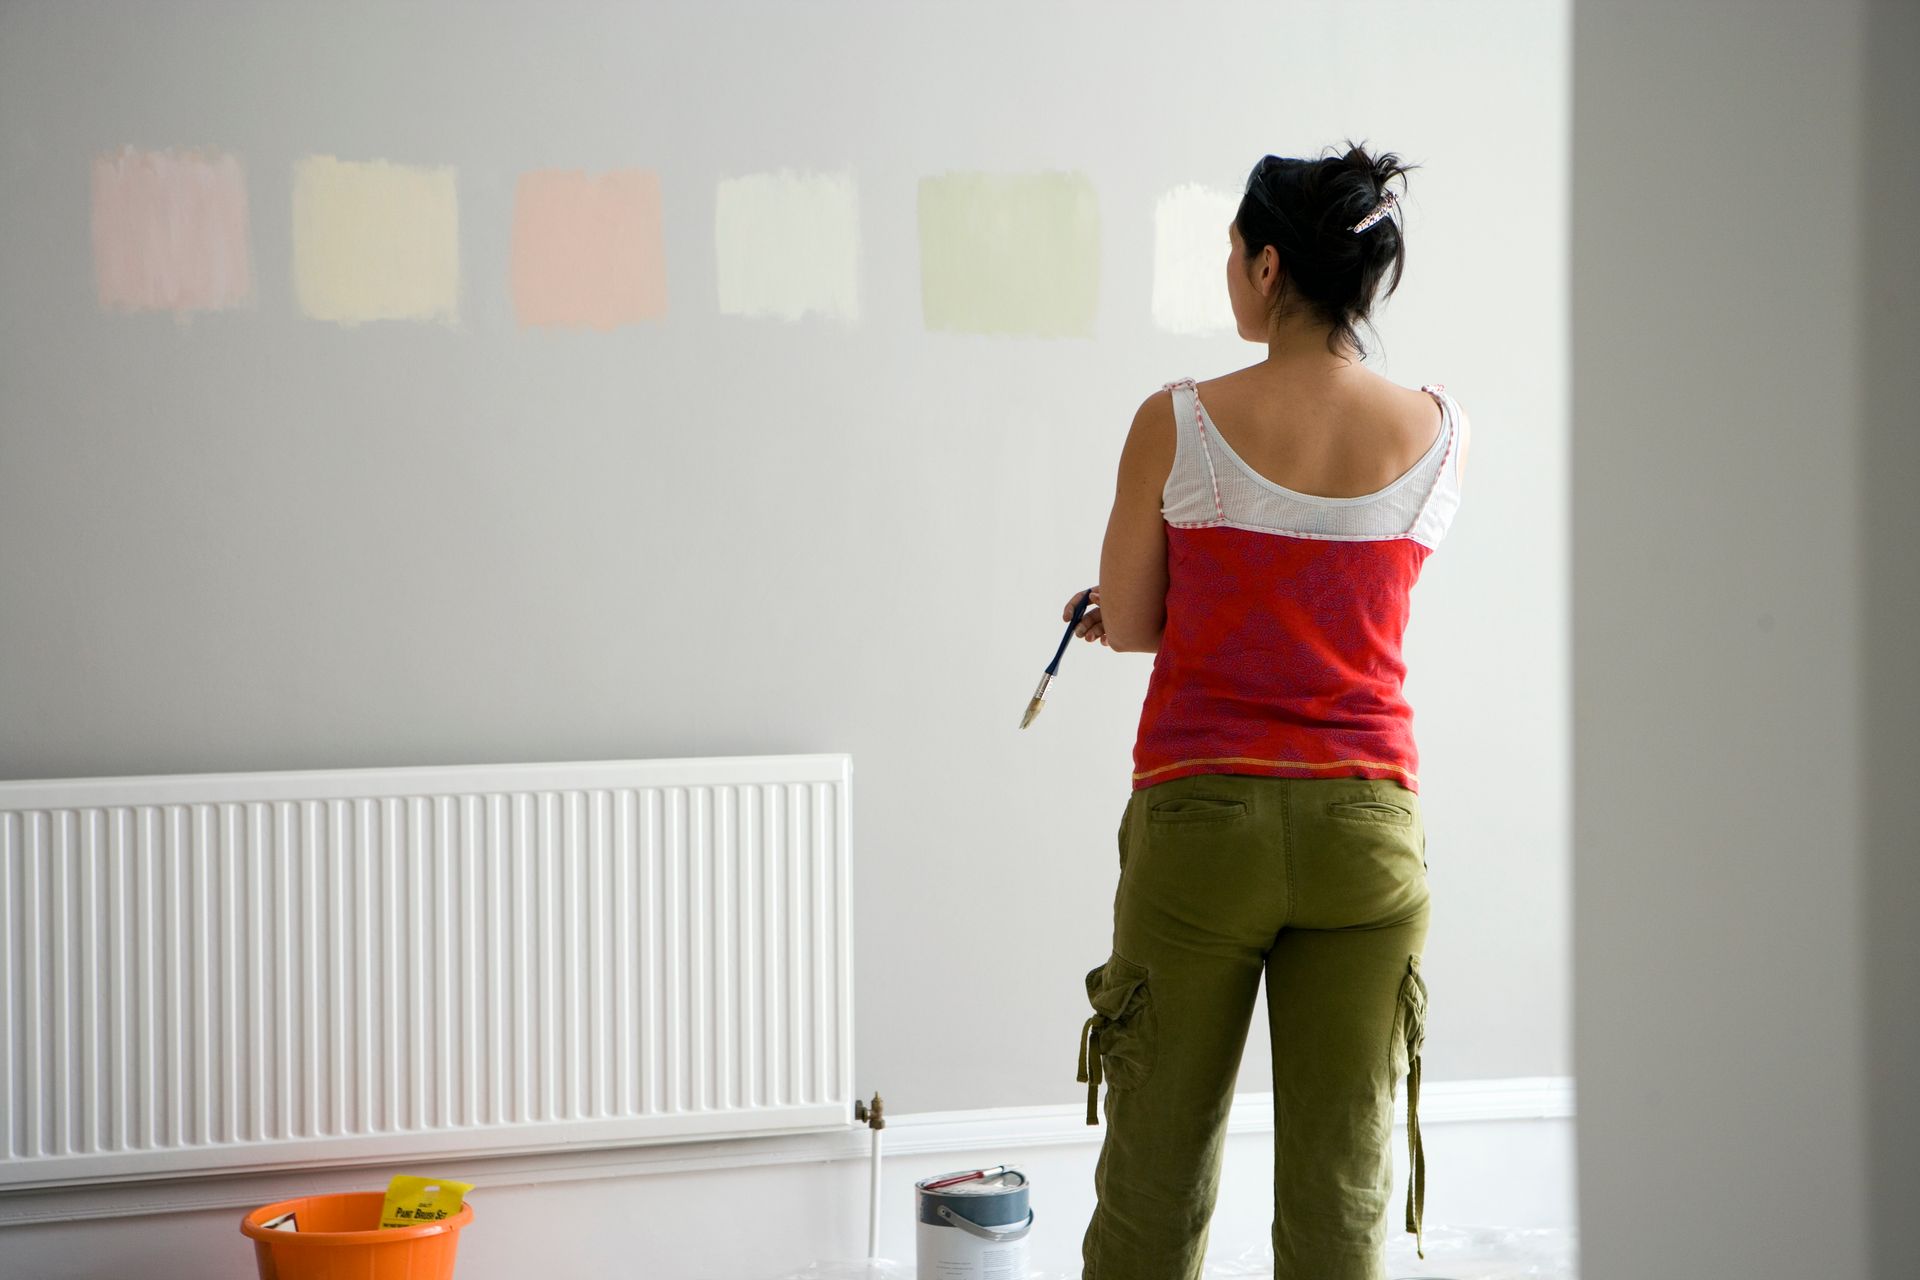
[{"xmin": 1132, "ymin": 757, "xmax": 1420, "ymax": 792}]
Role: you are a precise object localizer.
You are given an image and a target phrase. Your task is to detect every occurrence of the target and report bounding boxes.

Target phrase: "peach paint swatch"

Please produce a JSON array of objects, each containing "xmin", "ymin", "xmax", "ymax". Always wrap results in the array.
[
  {"xmin": 510, "ymin": 169, "xmax": 667, "ymax": 330},
  {"xmin": 291, "ymin": 155, "xmax": 459, "ymax": 325},
  {"xmin": 91, "ymin": 146, "xmax": 253, "ymax": 315}
]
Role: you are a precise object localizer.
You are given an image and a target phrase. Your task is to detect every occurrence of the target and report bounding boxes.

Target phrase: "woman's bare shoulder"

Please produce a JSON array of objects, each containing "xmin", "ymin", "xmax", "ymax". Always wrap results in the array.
[{"xmin": 1197, "ymin": 365, "xmax": 1437, "ymax": 426}]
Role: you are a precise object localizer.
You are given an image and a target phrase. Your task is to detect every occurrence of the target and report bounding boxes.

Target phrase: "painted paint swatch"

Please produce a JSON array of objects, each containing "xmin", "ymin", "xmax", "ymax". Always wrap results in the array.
[
  {"xmin": 91, "ymin": 146, "xmax": 253, "ymax": 315},
  {"xmin": 511, "ymin": 169, "xmax": 667, "ymax": 330},
  {"xmin": 918, "ymin": 171, "xmax": 1099, "ymax": 337},
  {"xmin": 1153, "ymin": 183, "xmax": 1240, "ymax": 336},
  {"xmin": 714, "ymin": 170, "xmax": 859, "ymax": 322},
  {"xmin": 292, "ymin": 155, "xmax": 459, "ymax": 325}
]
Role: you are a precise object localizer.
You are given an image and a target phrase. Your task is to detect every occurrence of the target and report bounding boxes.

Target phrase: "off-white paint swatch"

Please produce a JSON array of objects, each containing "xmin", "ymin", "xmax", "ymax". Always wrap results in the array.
[
  {"xmin": 1153, "ymin": 183, "xmax": 1240, "ymax": 336},
  {"xmin": 714, "ymin": 170, "xmax": 860, "ymax": 322},
  {"xmin": 91, "ymin": 146, "xmax": 253, "ymax": 315},
  {"xmin": 918, "ymin": 171, "xmax": 1099, "ymax": 338},
  {"xmin": 292, "ymin": 155, "xmax": 459, "ymax": 325}
]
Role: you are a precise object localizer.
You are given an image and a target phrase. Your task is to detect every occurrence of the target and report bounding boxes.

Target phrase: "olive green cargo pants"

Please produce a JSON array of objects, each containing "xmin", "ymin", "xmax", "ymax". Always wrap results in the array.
[{"xmin": 1077, "ymin": 773, "xmax": 1429, "ymax": 1280}]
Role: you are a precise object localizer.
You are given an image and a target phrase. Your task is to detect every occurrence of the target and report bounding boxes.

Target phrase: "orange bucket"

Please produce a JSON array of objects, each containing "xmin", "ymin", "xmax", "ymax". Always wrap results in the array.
[{"xmin": 241, "ymin": 1190, "xmax": 474, "ymax": 1280}]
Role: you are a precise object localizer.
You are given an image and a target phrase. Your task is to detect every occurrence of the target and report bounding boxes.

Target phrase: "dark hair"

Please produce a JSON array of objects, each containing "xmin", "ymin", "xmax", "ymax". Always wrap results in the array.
[{"xmin": 1235, "ymin": 139, "xmax": 1418, "ymax": 360}]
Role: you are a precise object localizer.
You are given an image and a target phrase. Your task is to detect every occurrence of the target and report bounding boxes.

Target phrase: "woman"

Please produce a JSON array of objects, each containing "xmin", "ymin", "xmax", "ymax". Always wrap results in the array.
[{"xmin": 1067, "ymin": 142, "xmax": 1470, "ymax": 1279}]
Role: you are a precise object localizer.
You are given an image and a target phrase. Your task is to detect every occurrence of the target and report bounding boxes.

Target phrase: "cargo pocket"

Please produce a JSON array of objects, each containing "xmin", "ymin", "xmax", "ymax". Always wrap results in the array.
[
  {"xmin": 1390, "ymin": 954, "xmax": 1429, "ymax": 1259},
  {"xmin": 1076, "ymin": 952, "xmax": 1155, "ymax": 1126}
]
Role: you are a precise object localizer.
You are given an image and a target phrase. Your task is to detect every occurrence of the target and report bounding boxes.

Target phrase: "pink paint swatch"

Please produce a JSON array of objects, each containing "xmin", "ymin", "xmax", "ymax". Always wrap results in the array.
[
  {"xmin": 511, "ymin": 169, "xmax": 667, "ymax": 330},
  {"xmin": 92, "ymin": 146, "xmax": 253, "ymax": 314}
]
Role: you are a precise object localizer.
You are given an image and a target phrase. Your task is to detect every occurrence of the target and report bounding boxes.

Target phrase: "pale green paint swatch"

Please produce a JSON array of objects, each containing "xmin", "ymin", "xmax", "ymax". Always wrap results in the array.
[{"xmin": 917, "ymin": 171, "xmax": 1099, "ymax": 337}]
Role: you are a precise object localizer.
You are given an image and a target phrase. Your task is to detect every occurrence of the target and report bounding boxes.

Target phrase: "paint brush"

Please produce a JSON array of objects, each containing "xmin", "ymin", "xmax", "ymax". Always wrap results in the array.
[
  {"xmin": 1020, "ymin": 588, "xmax": 1097, "ymax": 729},
  {"xmin": 921, "ymin": 1164, "xmax": 1013, "ymax": 1190}
]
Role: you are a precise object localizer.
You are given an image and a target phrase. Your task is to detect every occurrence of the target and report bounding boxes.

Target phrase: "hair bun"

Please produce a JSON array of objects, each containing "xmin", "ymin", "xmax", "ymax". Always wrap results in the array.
[
  {"xmin": 1333, "ymin": 141, "xmax": 1412, "ymax": 213},
  {"xmin": 1233, "ymin": 138, "xmax": 1421, "ymax": 360}
]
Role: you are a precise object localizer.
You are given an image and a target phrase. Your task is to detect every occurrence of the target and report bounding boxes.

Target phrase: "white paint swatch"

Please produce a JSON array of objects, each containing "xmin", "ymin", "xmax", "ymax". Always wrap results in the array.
[
  {"xmin": 1152, "ymin": 183, "xmax": 1240, "ymax": 336},
  {"xmin": 714, "ymin": 170, "xmax": 859, "ymax": 322}
]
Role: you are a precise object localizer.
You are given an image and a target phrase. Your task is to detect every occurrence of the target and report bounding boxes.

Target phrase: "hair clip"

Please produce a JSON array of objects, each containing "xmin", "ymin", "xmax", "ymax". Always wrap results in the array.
[{"xmin": 1349, "ymin": 189, "xmax": 1399, "ymax": 233}]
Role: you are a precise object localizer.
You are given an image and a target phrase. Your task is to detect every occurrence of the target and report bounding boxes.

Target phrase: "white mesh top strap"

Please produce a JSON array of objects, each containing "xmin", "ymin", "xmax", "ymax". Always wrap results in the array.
[
  {"xmin": 1405, "ymin": 386, "xmax": 1465, "ymax": 550},
  {"xmin": 1160, "ymin": 378, "xmax": 1224, "ymax": 524},
  {"xmin": 1156, "ymin": 377, "xmax": 1466, "ymax": 549}
]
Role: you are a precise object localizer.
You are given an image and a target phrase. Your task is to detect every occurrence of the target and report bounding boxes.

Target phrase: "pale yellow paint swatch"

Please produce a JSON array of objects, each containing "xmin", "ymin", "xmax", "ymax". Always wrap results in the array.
[
  {"xmin": 292, "ymin": 155, "xmax": 459, "ymax": 325},
  {"xmin": 918, "ymin": 171, "xmax": 1099, "ymax": 338},
  {"xmin": 715, "ymin": 169, "xmax": 859, "ymax": 322}
]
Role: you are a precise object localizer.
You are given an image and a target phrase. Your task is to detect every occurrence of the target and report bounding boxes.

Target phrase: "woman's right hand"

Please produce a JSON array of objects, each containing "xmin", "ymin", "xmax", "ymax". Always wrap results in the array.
[{"xmin": 1063, "ymin": 587, "xmax": 1107, "ymax": 646}]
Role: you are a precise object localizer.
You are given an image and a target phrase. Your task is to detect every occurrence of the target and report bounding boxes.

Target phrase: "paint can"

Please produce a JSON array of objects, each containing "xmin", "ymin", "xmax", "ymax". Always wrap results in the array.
[{"xmin": 914, "ymin": 1167, "xmax": 1032, "ymax": 1280}]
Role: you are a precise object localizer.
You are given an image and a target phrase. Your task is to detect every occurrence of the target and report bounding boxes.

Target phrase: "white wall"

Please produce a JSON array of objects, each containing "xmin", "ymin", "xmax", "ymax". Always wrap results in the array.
[
  {"xmin": 0, "ymin": 1, "xmax": 1575, "ymax": 1276},
  {"xmin": 1571, "ymin": 1, "xmax": 1920, "ymax": 1277},
  {"xmin": 0, "ymin": 0, "xmax": 1571, "ymax": 1116}
]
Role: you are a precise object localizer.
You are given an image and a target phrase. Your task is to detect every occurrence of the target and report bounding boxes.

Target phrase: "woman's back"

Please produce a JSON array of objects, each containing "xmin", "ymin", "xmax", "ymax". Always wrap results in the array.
[{"xmin": 1190, "ymin": 366, "xmax": 1455, "ymax": 502}]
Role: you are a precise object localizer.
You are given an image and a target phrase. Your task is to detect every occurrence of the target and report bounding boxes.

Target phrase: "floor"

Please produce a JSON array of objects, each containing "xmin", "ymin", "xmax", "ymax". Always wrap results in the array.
[{"xmin": 765, "ymin": 1224, "xmax": 1580, "ymax": 1280}]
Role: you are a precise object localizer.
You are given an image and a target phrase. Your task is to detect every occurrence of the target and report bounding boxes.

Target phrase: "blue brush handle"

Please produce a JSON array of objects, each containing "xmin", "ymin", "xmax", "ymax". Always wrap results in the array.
[{"xmin": 1047, "ymin": 588, "xmax": 1098, "ymax": 676}]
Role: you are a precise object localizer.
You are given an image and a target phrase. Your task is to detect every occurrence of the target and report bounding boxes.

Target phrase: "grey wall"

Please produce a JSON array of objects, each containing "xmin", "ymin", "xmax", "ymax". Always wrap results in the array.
[
  {"xmin": 1573, "ymin": 0, "xmax": 1918, "ymax": 1275},
  {"xmin": 1861, "ymin": 2, "xmax": 1920, "ymax": 1272},
  {"xmin": 0, "ymin": 0, "xmax": 1570, "ymax": 1116}
]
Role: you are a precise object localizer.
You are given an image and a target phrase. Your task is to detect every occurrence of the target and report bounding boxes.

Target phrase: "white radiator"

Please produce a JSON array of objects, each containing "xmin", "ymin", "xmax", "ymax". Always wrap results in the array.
[{"xmin": 0, "ymin": 754, "xmax": 853, "ymax": 1189}]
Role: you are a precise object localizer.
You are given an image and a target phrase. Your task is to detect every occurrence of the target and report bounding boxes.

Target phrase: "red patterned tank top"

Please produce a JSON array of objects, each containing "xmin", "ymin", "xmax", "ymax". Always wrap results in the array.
[{"xmin": 1131, "ymin": 378, "xmax": 1467, "ymax": 794}]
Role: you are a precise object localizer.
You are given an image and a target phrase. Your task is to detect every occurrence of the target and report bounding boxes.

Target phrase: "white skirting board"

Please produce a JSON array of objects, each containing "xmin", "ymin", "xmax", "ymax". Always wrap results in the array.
[{"xmin": 0, "ymin": 1077, "xmax": 1575, "ymax": 1280}]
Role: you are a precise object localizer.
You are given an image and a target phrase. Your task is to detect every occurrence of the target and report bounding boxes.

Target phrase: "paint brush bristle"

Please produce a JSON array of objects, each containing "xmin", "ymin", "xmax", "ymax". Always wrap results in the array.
[
  {"xmin": 1019, "ymin": 672, "xmax": 1054, "ymax": 730},
  {"xmin": 1021, "ymin": 594, "xmax": 1090, "ymax": 731}
]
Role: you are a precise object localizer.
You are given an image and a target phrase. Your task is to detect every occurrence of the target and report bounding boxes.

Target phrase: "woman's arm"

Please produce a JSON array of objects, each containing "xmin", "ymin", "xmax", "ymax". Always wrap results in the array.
[{"xmin": 1091, "ymin": 390, "xmax": 1176, "ymax": 654}]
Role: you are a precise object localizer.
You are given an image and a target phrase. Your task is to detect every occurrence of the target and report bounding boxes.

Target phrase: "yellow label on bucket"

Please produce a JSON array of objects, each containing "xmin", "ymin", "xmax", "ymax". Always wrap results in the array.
[{"xmin": 379, "ymin": 1174, "xmax": 473, "ymax": 1229}]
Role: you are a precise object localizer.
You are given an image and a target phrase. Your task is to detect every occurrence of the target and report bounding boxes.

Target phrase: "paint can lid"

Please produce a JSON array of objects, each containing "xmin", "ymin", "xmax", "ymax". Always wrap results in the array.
[{"xmin": 915, "ymin": 1169, "xmax": 1028, "ymax": 1227}]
